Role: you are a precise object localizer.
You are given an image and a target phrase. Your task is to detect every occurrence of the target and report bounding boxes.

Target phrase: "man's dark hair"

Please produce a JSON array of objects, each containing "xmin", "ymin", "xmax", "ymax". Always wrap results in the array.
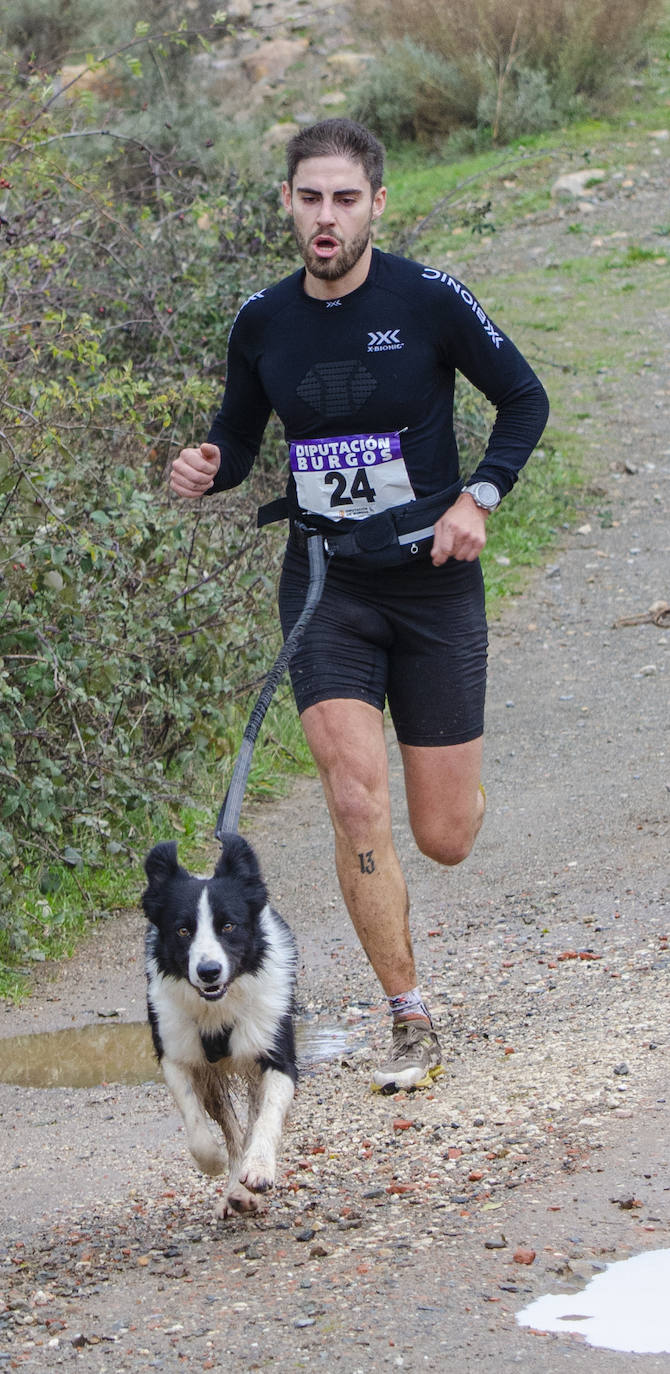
[{"xmin": 285, "ymin": 118, "xmax": 385, "ymax": 193}]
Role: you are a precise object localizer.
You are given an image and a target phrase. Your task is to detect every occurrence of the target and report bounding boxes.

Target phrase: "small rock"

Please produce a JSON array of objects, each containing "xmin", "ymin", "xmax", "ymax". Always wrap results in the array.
[
  {"xmin": 551, "ymin": 170, "xmax": 606, "ymax": 199},
  {"xmin": 513, "ymin": 1247, "xmax": 537, "ymax": 1265}
]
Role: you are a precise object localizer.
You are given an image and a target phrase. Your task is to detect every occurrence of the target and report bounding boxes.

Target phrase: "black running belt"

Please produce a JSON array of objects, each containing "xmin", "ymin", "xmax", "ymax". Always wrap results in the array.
[{"xmin": 215, "ymin": 532, "xmax": 329, "ymax": 842}]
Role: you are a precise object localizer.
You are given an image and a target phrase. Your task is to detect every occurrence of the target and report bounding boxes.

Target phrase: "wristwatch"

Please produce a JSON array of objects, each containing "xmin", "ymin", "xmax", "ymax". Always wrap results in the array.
[{"xmin": 463, "ymin": 480, "xmax": 501, "ymax": 511}]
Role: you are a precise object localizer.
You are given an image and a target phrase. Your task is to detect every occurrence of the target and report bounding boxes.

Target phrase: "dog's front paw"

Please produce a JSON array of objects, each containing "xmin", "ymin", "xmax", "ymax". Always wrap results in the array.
[
  {"xmin": 239, "ymin": 1157, "xmax": 275, "ymax": 1195},
  {"xmin": 215, "ymin": 1182, "xmax": 267, "ymax": 1219}
]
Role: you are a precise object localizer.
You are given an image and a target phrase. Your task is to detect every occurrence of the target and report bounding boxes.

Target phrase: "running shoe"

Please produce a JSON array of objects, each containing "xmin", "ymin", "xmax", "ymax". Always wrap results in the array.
[{"xmin": 371, "ymin": 1020, "xmax": 444, "ymax": 1093}]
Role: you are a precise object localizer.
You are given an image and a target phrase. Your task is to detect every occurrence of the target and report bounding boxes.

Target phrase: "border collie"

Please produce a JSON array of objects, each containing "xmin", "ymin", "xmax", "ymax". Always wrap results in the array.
[{"xmin": 142, "ymin": 835, "xmax": 297, "ymax": 1219}]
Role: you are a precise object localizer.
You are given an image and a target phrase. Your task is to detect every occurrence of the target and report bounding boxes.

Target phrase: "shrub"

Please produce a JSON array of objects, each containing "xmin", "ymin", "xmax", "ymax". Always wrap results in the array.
[
  {"xmin": 0, "ymin": 51, "xmax": 295, "ymax": 954},
  {"xmin": 351, "ymin": 38, "xmax": 481, "ymax": 144},
  {"xmin": 352, "ymin": 0, "xmax": 663, "ymax": 144}
]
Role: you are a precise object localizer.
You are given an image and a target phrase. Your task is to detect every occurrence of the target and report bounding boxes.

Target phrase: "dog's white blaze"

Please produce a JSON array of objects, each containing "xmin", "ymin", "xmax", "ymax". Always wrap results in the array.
[{"xmin": 188, "ymin": 889, "xmax": 231, "ymax": 989}]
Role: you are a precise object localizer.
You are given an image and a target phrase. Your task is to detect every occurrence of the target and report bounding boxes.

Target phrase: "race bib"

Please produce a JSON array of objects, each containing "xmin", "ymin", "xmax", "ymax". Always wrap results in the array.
[{"xmin": 289, "ymin": 432, "xmax": 415, "ymax": 522}]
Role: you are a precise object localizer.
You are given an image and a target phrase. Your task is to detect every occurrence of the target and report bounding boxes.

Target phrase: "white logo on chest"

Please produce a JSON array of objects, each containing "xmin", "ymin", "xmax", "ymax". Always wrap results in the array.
[{"xmin": 368, "ymin": 329, "xmax": 403, "ymax": 352}]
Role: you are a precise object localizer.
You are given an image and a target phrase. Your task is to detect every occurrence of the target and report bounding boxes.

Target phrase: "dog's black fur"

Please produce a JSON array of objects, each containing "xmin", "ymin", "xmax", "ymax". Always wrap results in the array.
[{"xmin": 142, "ymin": 835, "xmax": 297, "ymax": 1218}]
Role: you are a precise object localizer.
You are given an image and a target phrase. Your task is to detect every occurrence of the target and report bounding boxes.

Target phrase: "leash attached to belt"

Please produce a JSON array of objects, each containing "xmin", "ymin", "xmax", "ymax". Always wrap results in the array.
[{"xmin": 215, "ymin": 527, "xmax": 329, "ymax": 842}]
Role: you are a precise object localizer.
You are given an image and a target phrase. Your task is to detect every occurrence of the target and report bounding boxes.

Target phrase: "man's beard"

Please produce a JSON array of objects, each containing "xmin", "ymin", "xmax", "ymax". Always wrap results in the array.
[{"xmin": 293, "ymin": 219, "xmax": 373, "ymax": 281}]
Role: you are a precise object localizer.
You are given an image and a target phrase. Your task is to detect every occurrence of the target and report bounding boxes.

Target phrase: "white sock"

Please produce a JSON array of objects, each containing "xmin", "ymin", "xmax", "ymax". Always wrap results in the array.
[{"xmin": 387, "ymin": 987, "xmax": 432, "ymax": 1025}]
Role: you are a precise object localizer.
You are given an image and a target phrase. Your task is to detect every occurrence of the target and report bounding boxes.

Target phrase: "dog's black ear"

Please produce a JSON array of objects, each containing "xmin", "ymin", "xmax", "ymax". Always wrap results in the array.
[
  {"xmin": 144, "ymin": 840, "xmax": 181, "ymax": 886},
  {"xmin": 214, "ymin": 833, "xmax": 267, "ymax": 907},
  {"xmin": 142, "ymin": 842, "xmax": 185, "ymax": 922}
]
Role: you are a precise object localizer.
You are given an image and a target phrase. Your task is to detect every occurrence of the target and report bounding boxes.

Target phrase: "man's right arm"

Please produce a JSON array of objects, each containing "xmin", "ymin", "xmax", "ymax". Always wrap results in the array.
[{"xmin": 170, "ymin": 305, "xmax": 273, "ymax": 500}]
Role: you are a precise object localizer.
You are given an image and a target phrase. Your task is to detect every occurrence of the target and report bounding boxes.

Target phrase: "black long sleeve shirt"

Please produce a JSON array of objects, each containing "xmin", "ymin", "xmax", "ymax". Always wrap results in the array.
[{"xmin": 207, "ymin": 247, "xmax": 549, "ymax": 517}]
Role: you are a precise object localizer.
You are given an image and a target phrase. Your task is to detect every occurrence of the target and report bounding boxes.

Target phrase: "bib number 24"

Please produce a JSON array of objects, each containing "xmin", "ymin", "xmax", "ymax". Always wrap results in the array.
[{"xmin": 325, "ymin": 468, "xmax": 376, "ymax": 509}]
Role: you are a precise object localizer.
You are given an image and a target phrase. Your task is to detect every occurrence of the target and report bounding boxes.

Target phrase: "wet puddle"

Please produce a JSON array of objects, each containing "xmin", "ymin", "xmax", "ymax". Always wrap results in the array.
[
  {"xmin": 0, "ymin": 1019, "xmax": 352, "ymax": 1090},
  {"xmin": 516, "ymin": 1249, "xmax": 670, "ymax": 1353}
]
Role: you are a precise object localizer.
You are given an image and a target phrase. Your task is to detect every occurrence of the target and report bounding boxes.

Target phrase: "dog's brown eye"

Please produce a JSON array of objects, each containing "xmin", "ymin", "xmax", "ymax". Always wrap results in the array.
[
  {"xmin": 177, "ymin": 927, "xmax": 190, "ymax": 938},
  {"xmin": 222, "ymin": 923, "xmax": 234, "ymax": 932}
]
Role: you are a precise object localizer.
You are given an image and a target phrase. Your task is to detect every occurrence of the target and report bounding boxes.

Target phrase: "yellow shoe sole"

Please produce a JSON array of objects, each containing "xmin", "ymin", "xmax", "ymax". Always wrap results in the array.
[{"xmin": 370, "ymin": 1062, "xmax": 444, "ymax": 1095}]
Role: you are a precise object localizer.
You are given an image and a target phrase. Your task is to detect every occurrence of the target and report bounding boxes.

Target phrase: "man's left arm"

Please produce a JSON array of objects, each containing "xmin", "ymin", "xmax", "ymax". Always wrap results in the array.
[{"xmin": 432, "ymin": 285, "xmax": 550, "ymax": 565}]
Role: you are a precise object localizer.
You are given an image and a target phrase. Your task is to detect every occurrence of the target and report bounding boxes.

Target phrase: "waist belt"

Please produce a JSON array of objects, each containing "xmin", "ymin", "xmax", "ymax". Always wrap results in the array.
[{"xmin": 257, "ymin": 480, "xmax": 463, "ymax": 569}]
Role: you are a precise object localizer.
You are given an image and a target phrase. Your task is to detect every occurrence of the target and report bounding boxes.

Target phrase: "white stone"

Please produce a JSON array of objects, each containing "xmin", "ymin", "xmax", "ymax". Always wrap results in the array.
[{"xmin": 551, "ymin": 169, "xmax": 606, "ymax": 199}]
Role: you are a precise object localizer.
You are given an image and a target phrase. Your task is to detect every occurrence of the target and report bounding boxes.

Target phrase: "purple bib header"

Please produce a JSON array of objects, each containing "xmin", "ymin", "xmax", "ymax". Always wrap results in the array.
[{"xmin": 290, "ymin": 432, "xmax": 403, "ymax": 474}]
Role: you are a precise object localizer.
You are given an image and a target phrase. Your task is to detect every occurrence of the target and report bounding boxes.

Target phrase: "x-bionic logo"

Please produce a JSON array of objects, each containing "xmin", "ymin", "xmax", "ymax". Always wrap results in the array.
[
  {"xmin": 368, "ymin": 328, "xmax": 404, "ymax": 353},
  {"xmin": 422, "ymin": 269, "xmax": 503, "ymax": 347}
]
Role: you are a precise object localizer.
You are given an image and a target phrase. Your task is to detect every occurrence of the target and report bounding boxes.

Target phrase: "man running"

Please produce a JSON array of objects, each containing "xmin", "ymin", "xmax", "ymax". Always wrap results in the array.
[{"xmin": 170, "ymin": 118, "xmax": 549, "ymax": 1093}]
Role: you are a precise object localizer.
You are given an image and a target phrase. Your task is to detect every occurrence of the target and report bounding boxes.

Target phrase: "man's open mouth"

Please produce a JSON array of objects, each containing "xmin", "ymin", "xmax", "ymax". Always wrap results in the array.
[{"xmin": 311, "ymin": 235, "xmax": 341, "ymax": 259}]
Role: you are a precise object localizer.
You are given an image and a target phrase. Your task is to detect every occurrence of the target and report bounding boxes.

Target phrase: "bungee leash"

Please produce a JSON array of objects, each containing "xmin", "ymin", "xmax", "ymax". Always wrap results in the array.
[{"xmin": 215, "ymin": 527, "xmax": 329, "ymax": 842}]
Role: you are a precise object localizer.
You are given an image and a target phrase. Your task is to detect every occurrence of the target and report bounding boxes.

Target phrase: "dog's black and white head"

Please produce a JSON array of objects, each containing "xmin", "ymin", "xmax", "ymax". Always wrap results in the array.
[{"xmin": 142, "ymin": 835, "xmax": 269, "ymax": 1002}]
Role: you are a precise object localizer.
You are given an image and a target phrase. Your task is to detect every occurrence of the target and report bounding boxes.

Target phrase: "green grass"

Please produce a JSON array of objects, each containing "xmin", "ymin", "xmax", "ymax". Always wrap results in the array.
[{"xmin": 481, "ymin": 442, "xmax": 581, "ymax": 606}]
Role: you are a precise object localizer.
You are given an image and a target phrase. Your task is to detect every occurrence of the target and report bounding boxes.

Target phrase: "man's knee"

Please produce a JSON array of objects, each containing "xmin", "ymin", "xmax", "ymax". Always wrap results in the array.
[
  {"xmin": 415, "ymin": 827, "xmax": 475, "ymax": 867},
  {"xmin": 413, "ymin": 801, "xmax": 484, "ymax": 866},
  {"xmin": 302, "ymin": 701, "xmax": 390, "ymax": 842},
  {"xmin": 327, "ymin": 769, "xmax": 388, "ymax": 840}
]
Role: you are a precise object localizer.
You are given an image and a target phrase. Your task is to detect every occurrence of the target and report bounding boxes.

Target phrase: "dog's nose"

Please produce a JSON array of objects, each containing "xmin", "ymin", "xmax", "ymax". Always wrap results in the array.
[{"xmin": 197, "ymin": 960, "xmax": 223, "ymax": 984}]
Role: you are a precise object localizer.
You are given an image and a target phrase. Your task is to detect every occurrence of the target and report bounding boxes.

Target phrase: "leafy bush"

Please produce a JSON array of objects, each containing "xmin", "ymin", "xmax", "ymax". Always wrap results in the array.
[
  {"xmin": 0, "ymin": 47, "xmax": 296, "ymax": 960},
  {"xmin": 350, "ymin": 38, "xmax": 481, "ymax": 145},
  {"xmin": 352, "ymin": 0, "xmax": 663, "ymax": 144}
]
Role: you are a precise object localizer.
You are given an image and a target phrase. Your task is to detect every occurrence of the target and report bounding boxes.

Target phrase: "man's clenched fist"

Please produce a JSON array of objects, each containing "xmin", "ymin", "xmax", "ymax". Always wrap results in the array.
[{"xmin": 170, "ymin": 442, "xmax": 221, "ymax": 498}]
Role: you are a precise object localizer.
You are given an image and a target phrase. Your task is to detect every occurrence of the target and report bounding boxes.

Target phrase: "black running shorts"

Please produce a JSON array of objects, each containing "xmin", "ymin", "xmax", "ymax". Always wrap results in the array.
[{"xmin": 278, "ymin": 537, "xmax": 488, "ymax": 747}]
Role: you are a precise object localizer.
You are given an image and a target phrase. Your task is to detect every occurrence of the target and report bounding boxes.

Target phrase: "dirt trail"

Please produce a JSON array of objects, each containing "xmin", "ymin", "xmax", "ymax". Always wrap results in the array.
[{"xmin": 1, "ymin": 150, "xmax": 669, "ymax": 1371}]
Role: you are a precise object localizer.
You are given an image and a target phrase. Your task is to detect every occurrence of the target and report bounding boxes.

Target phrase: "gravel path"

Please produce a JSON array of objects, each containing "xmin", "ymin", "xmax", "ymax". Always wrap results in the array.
[{"xmin": 1, "ymin": 147, "xmax": 669, "ymax": 1371}]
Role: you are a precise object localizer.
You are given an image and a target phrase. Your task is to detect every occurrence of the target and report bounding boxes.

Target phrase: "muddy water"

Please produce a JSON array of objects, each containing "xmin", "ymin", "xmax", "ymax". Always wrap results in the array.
[{"xmin": 0, "ymin": 1019, "xmax": 351, "ymax": 1090}]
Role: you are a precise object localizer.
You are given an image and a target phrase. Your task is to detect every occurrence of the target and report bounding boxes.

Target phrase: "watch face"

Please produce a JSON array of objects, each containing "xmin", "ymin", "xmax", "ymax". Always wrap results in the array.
[{"xmin": 469, "ymin": 482, "xmax": 500, "ymax": 508}]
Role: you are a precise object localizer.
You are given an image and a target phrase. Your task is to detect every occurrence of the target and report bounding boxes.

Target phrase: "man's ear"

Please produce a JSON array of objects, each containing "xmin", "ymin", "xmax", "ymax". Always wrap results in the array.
[
  {"xmin": 372, "ymin": 186, "xmax": 387, "ymax": 221},
  {"xmin": 281, "ymin": 180, "xmax": 293, "ymax": 214}
]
